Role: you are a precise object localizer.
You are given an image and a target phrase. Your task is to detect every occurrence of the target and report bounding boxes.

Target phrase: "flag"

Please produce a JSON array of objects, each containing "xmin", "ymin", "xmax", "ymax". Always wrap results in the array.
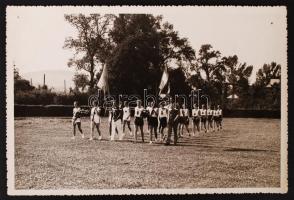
[
  {"xmin": 159, "ymin": 67, "xmax": 169, "ymax": 91},
  {"xmin": 97, "ymin": 65, "xmax": 109, "ymax": 94},
  {"xmin": 159, "ymin": 83, "xmax": 170, "ymax": 98},
  {"xmin": 159, "ymin": 67, "xmax": 170, "ymax": 97}
]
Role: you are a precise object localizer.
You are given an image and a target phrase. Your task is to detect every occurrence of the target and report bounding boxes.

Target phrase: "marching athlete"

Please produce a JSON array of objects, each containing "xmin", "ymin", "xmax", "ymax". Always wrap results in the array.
[
  {"xmin": 207, "ymin": 105, "xmax": 214, "ymax": 132},
  {"xmin": 146, "ymin": 102, "xmax": 152, "ymax": 134},
  {"xmin": 216, "ymin": 105, "xmax": 223, "ymax": 130},
  {"xmin": 134, "ymin": 100, "xmax": 145, "ymax": 143},
  {"xmin": 158, "ymin": 102, "xmax": 168, "ymax": 141},
  {"xmin": 90, "ymin": 101, "xmax": 102, "ymax": 140},
  {"xmin": 200, "ymin": 104, "xmax": 207, "ymax": 133},
  {"xmin": 111, "ymin": 102, "xmax": 123, "ymax": 141},
  {"xmin": 213, "ymin": 106, "xmax": 218, "ymax": 131},
  {"xmin": 179, "ymin": 104, "xmax": 190, "ymax": 137},
  {"xmin": 122, "ymin": 101, "xmax": 132, "ymax": 135},
  {"xmin": 192, "ymin": 103, "xmax": 201, "ymax": 136},
  {"xmin": 148, "ymin": 101, "xmax": 158, "ymax": 144},
  {"xmin": 165, "ymin": 101, "xmax": 180, "ymax": 146},
  {"xmin": 71, "ymin": 101, "xmax": 88, "ymax": 139},
  {"xmin": 108, "ymin": 100, "xmax": 115, "ymax": 137}
]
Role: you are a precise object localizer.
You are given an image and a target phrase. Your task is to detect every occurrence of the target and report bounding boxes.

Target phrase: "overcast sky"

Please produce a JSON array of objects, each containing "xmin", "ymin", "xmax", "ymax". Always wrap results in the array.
[{"xmin": 7, "ymin": 6, "xmax": 287, "ymax": 84}]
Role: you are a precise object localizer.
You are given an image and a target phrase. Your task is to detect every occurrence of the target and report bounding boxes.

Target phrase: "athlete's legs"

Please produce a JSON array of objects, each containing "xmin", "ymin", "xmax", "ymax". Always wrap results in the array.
[
  {"xmin": 73, "ymin": 123, "xmax": 76, "ymax": 137},
  {"xmin": 140, "ymin": 125, "xmax": 144, "ymax": 142},
  {"xmin": 95, "ymin": 123, "xmax": 101, "ymax": 136},
  {"xmin": 123, "ymin": 120, "xmax": 126, "ymax": 133}
]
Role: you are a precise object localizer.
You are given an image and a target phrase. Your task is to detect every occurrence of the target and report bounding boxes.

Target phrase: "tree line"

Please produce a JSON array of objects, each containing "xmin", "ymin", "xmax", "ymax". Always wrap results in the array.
[{"xmin": 14, "ymin": 14, "xmax": 281, "ymax": 110}]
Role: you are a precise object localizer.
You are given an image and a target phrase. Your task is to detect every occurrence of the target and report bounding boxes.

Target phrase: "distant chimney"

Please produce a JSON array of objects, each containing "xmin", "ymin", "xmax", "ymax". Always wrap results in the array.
[
  {"xmin": 43, "ymin": 74, "xmax": 45, "ymax": 86},
  {"xmin": 30, "ymin": 78, "xmax": 32, "ymax": 86},
  {"xmin": 64, "ymin": 80, "xmax": 66, "ymax": 94}
]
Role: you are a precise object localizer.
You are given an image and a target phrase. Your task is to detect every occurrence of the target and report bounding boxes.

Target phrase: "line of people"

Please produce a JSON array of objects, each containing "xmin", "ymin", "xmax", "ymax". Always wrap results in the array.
[{"xmin": 71, "ymin": 100, "xmax": 223, "ymax": 145}]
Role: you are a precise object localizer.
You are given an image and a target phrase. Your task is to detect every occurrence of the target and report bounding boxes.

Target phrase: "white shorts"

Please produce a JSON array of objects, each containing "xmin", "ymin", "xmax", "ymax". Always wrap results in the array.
[{"xmin": 92, "ymin": 115, "xmax": 101, "ymax": 124}]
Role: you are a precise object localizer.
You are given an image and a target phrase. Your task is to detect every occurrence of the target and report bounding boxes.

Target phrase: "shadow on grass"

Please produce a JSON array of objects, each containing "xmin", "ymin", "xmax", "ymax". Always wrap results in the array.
[{"xmin": 224, "ymin": 147, "xmax": 278, "ymax": 153}]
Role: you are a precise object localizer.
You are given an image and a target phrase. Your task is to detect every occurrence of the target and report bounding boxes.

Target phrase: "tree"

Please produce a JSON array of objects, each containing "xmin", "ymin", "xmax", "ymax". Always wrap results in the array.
[
  {"xmin": 107, "ymin": 14, "xmax": 195, "ymax": 96},
  {"xmin": 73, "ymin": 73, "xmax": 89, "ymax": 92},
  {"xmin": 221, "ymin": 55, "xmax": 253, "ymax": 108},
  {"xmin": 197, "ymin": 44, "xmax": 222, "ymax": 82},
  {"xmin": 253, "ymin": 62, "xmax": 281, "ymax": 110},
  {"xmin": 14, "ymin": 67, "xmax": 21, "ymax": 80},
  {"xmin": 64, "ymin": 14, "xmax": 115, "ymax": 90},
  {"xmin": 256, "ymin": 62, "xmax": 281, "ymax": 86},
  {"xmin": 14, "ymin": 67, "xmax": 34, "ymax": 92},
  {"xmin": 186, "ymin": 44, "xmax": 224, "ymax": 105}
]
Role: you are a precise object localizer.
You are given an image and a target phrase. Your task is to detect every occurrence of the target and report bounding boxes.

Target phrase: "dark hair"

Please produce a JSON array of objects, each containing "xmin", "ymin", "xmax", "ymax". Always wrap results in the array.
[{"xmin": 93, "ymin": 101, "xmax": 98, "ymax": 106}]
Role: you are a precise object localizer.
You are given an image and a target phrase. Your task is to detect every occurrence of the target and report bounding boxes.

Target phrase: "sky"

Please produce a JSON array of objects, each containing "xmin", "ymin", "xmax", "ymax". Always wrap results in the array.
[{"xmin": 6, "ymin": 6, "xmax": 287, "ymax": 85}]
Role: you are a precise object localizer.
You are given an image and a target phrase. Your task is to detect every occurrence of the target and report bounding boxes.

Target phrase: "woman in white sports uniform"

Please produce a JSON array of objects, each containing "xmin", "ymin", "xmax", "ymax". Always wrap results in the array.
[
  {"xmin": 122, "ymin": 101, "xmax": 132, "ymax": 135},
  {"xmin": 72, "ymin": 101, "xmax": 87, "ymax": 139},
  {"xmin": 192, "ymin": 104, "xmax": 201, "ymax": 136},
  {"xmin": 134, "ymin": 100, "xmax": 145, "ymax": 143},
  {"xmin": 200, "ymin": 104, "xmax": 207, "ymax": 133},
  {"xmin": 216, "ymin": 105, "xmax": 223, "ymax": 130},
  {"xmin": 213, "ymin": 106, "xmax": 218, "ymax": 131},
  {"xmin": 90, "ymin": 100, "xmax": 102, "ymax": 140},
  {"xmin": 148, "ymin": 101, "xmax": 158, "ymax": 144},
  {"xmin": 179, "ymin": 104, "xmax": 190, "ymax": 137},
  {"xmin": 207, "ymin": 105, "xmax": 214, "ymax": 132}
]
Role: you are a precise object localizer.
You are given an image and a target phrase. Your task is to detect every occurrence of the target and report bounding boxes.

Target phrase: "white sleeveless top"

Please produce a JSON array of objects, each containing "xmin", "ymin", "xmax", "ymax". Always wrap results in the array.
[
  {"xmin": 207, "ymin": 109, "xmax": 213, "ymax": 116},
  {"xmin": 158, "ymin": 107, "xmax": 168, "ymax": 118},
  {"xmin": 134, "ymin": 106, "xmax": 144, "ymax": 118},
  {"xmin": 200, "ymin": 109, "xmax": 206, "ymax": 116},
  {"xmin": 192, "ymin": 109, "xmax": 200, "ymax": 117},
  {"xmin": 91, "ymin": 107, "xmax": 101, "ymax": 123},
  {"xmin": 180, "ymin": 108, "xmax": 189, "ymax": 117},
  {"xmin": 123, "ymin": 107, "xmax": 131, "ymax": 121},
  {"xmin": 216, "ymin": 109, "xmax": 222, "ymax": 116}
]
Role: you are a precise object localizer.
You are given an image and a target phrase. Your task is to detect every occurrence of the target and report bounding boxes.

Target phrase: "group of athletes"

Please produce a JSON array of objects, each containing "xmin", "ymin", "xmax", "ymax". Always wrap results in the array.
[{"xmin": 71, "ymin": 99, "xmax": 223, "ymax": 145}]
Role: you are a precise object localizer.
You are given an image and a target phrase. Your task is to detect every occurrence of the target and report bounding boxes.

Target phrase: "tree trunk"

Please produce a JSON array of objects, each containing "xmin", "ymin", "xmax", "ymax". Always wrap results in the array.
[{"xmin": 89, "ymin": 59, "xmax": 95, "ymax": 90}]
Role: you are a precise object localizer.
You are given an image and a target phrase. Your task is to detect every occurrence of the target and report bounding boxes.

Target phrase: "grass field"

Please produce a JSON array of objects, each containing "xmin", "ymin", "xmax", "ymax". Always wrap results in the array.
[{"xmin": 14, "ymin": 117, "xmax": 281, "ymax": 189}]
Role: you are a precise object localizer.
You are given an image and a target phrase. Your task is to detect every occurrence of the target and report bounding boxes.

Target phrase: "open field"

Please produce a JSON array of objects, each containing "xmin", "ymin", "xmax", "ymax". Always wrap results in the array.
[{"xmin": 14, "ymin": 117, "xmax": 281, "ymax": 189}]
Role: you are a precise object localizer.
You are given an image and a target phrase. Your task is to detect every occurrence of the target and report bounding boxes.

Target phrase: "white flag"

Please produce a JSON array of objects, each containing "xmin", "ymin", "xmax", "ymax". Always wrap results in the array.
[
  {"xmin": 97, "ymin": 65, "xmax": 109, "ymax": 94},
  {"xmin": 159, "ymin": 67, "xmax": 169, "ymax": 92}
]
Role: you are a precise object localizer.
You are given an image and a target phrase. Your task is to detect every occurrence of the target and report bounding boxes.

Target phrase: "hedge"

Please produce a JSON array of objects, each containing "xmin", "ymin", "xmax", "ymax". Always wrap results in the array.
[{"xmin": 14, "ymin": 104, "xmax": 280, "ymax": 118}]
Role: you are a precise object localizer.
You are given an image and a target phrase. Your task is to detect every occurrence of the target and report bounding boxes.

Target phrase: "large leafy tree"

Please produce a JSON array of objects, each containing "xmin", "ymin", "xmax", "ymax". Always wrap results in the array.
[
  {"xmin": 197, "ymin": 44, "xmax": 222, "ymax": 82},
  {"xmin": 222, "ymin": 55, "xmax": 253, "ymax": 96},
  {"xmin": 187, "ymin": 44, "xmax": 224, "ymax": 105},
  {"xmin": 73, "ymin": 73, "xmax": 89, "ymax": 92},
  {"xmin": 107, "ymin": 14, "xmax": 195, "ymax": 96},
  {"xmin": 64, "ymin": 14, "xmax": 114, "ymax": 90},
  {"xmin": 253, "ymin": 62, "xmax": 281, "ymax": 109},
  {"xmin": 221, "ymin": 55, "xmax": 253, "ymax": 108},
  {"xmin": 256, "ymin": 62, "xmax": 281, "ymax": 86}
]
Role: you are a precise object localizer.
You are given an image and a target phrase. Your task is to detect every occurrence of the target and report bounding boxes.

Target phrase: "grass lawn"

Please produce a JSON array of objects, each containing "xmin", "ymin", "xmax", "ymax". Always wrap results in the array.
[{"xmin": 14, "ymin": 117, "xmax": 281, "ymax": 189}]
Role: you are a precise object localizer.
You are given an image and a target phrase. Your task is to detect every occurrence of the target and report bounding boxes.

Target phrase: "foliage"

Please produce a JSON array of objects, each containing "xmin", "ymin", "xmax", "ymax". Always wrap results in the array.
[
  {"xmin": 73, "ymin": 73, "xmax": 89, "ymax": 92},
  {"xmin": 107, "ymin": 14, "xmax": 195, "ymax": 97},
  {"xmin": 64, "ymin": 14, "xmax": 115, "ymax": 90},
  {"xmin": 14, "ymin": 67, "xmax": 35, "ymax": 93}
]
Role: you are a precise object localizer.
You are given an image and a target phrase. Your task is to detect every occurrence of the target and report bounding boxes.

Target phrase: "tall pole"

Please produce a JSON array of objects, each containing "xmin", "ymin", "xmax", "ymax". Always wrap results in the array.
[
  {"xmin": 43, "ymin": 74, "xmax": 45, "ymax": 86},
  {"xmin": 30, "ymin": 78, "xmax": 32, "ymax": 86}
]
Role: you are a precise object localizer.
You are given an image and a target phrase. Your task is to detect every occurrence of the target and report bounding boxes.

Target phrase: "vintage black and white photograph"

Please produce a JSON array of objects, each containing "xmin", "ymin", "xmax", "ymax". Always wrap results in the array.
[{"xmin": 6, "ymin": 6, "xmax": 287, "ymax": 195}]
